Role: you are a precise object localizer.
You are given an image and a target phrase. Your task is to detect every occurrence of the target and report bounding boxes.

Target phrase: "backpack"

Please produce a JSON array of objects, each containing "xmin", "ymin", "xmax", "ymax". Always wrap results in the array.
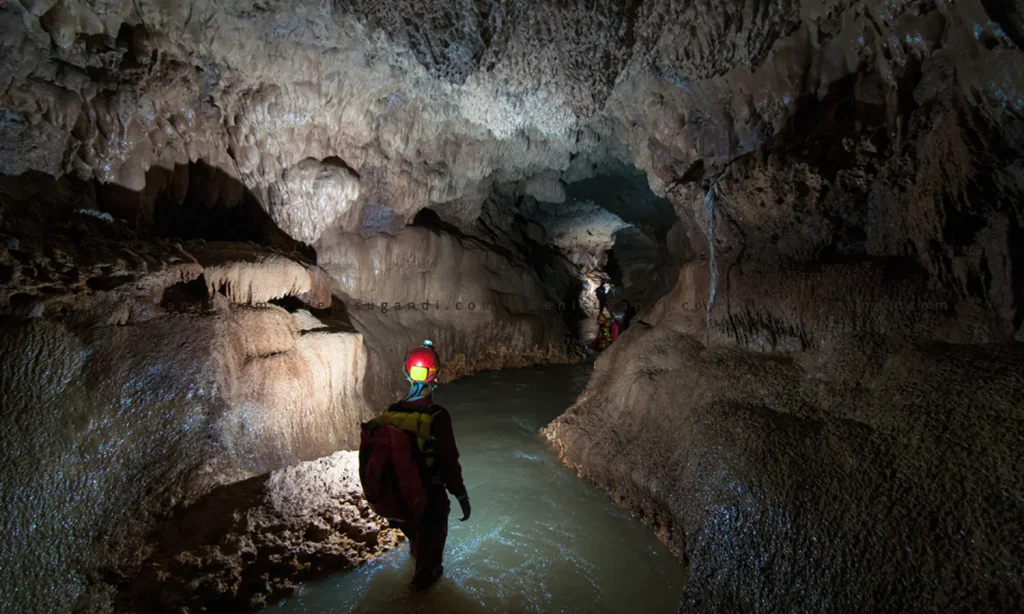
[{"xmin": 358, "ymin": 407, "xmax": 440, "ymax": 523}]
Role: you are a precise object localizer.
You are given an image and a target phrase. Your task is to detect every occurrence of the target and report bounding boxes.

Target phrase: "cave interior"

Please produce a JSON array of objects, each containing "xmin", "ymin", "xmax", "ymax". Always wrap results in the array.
[{"xmin": 0, "ymin": 1, "xmax": 1022, "ymax": 612}]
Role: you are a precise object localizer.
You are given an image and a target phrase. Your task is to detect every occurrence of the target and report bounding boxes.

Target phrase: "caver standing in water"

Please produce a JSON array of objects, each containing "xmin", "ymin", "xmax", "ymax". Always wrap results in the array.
[{"xmin": 359, "ymin": 340, "xmax": 471, "ymax": 589}]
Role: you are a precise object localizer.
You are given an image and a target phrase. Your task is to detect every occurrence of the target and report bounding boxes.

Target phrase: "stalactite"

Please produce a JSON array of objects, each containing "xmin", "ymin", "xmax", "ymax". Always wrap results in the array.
[
  {"xmin": 203, "ymin": 256, "xmax": 318, "ymax": 306},
  {"xmin": 704, "ymin": 183, "xmax": 719, "ymax": 331}
]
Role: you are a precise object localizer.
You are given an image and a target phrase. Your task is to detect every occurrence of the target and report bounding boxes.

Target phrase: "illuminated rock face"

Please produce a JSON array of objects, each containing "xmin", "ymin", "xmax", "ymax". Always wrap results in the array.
[
  {"xmin": 0, "ymin": 173, "xmax": 577, "ymax": 613},
  {"xmin": 1, "ymin": 0, "xmax": 1024, "ymax": 612},
  {"xmin": 316, "ymin": 224, "xmax": 580, "ymax": 409},
  {"xmin": 3, "ymin": 0, "xmax": 1020, "ymax": 331},
  {"xmin": 118, "ymin": 451, "xmax": 401, "ymax": 612},
  {"xmin": 0, "ymin": 182, "xmax": 373, "ymax": 612}
]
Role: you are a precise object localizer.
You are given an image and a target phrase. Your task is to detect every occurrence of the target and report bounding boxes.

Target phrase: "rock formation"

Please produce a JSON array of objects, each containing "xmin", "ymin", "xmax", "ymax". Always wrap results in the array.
[
  {"xmin": 545, "ymin": 306, "xmax": 1024, "ymax": 612},
  {"xmin": 115, "ymin": 452, "xmax": 400, "ymax": 613},
  {"xmin": 0, "ymin": 0, "xmax": 1022, "ymax": 611},
  {"xmin": 0, "ymin": 169, "xmax": 578, "ymax": 613},
  {"xmin": 544, "ymin": 2, "xmax": 1024, "ymax": 611},
  {"xmin": 316, "ymin": 220, "xmax": 581, "ymax": 409}
]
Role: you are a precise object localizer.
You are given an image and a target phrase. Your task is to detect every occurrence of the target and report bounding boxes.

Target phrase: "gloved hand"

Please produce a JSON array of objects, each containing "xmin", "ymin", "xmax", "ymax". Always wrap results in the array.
[{"xmin": 457, "ymin": 495, "xmax": 471, "ymax": 521}]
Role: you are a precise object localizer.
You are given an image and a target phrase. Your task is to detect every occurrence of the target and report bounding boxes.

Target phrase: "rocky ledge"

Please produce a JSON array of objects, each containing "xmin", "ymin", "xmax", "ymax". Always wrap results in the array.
[{"xmin": 108, "ymin": 452, "xmax": 400, "ymax": 613}]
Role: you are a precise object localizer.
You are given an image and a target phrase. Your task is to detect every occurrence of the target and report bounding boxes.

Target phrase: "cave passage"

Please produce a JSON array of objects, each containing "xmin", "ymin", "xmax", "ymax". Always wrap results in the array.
[{"xmin": 274, "ymin": 363, "xmax": 685, "ymax": 613}]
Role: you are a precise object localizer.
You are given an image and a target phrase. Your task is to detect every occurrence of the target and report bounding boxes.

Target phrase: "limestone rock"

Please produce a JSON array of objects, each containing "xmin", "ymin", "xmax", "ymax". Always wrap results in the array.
[
  {"xmin": 544, "ymin": 311, "xmax": 1024, "ymax": 612},
  {"xmin": 115, "ymin": 452, "xmax": 400, "ymax": 613},
  {"xmin": 266, "ymin": 158, "xmax": 361, "ymax": 244},
  {"xmin": 524, "ymin": 174, "xmax": 566, "ymax": 204}
]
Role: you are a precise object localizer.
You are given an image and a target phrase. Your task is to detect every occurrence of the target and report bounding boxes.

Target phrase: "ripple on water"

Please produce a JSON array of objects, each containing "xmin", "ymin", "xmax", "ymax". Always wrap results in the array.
[
  {"xmin": 275, "ymin": 363, "xmax": 684, "ymax": 614},
  {"xmin": 513, "ymin": 451, "xmax": 543, "ymax": 462}
]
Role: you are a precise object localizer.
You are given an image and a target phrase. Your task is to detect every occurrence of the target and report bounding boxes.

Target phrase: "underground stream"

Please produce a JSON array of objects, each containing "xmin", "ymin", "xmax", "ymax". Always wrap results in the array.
[{"xmin": 273, "ymin": 362, "xmax": 686, "ymax": 613}]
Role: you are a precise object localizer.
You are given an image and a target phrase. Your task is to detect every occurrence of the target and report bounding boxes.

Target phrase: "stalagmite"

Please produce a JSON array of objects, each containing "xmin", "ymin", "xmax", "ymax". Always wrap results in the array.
[{"xmin": 703, "ymin": 183, "xmax": 719, "ymax": 332}]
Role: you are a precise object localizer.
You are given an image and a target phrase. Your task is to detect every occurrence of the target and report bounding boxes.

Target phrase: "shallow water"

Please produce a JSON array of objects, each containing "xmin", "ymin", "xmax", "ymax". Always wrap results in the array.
[{"xmin": 275, "ymin": 362, "xmax": 685, "ymax": 614}]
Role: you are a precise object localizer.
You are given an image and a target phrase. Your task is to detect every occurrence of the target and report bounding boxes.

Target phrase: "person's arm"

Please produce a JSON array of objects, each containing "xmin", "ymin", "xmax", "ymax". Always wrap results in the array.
[{"xmin": 432, "ymin": 409, "xmax": 471, "ymax": 519}]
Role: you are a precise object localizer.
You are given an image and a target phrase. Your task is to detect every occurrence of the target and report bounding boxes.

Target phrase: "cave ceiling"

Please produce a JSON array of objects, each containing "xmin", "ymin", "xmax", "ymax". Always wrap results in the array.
[{"xmin": 0, "ymin": 0, "xmax": 1021, "ymax": 250}]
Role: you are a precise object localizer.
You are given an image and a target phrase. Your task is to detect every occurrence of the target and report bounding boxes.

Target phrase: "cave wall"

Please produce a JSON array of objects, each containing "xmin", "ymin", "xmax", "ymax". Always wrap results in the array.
[
  {"xmin": 611, "ymin": 0, "xmax": 1024, "ymax": 341},
  {"xmin": 0, "ymin": 168, "xmax": 585, "ymax": 611},
  {"xmin": 316, "ymin": 222, "xmax": 578, "ymax": 410},
  {"xmin": 544, "ymin": 312, "xmax": 1023, "ymax": 612},
  {"xmin": 0, "ymin": 179, "xmax": 376, "ymax": 612},
  {"xmin": 0, "ymin": 302, "xmax": 375, "ymax": 613},
  {"xmin": 547, "ymin": 1, "xmax": 1024, "ymax": 611}
]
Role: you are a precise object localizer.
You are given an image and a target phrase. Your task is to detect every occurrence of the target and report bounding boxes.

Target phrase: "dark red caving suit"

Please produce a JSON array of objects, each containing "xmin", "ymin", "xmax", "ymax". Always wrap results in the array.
[{"xmin": 387, "ymin": 395, "xmax": 466, "ymax": 588}]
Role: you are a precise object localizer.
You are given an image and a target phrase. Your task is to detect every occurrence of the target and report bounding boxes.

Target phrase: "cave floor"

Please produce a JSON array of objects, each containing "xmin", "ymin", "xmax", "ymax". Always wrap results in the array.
[{"xmin": 272, "ymin": 362, "xmax": 685, "ymax": 613}]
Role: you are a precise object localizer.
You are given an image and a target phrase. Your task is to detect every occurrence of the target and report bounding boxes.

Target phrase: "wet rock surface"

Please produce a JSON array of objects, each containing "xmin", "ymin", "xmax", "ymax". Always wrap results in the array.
[
  {"xmin": 114, "ymin": 452, "xmax": 400, "ymax": 613},
  {"xmin": 544, "ymin": 313, "xmax": 1024, "ymax": 612}
]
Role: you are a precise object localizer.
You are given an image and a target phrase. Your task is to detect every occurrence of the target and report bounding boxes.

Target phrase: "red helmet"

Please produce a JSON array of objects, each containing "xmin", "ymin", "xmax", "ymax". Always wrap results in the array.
[{"xmin": 404, "ymin": 340, "xmax": 440, "ymax": 383}]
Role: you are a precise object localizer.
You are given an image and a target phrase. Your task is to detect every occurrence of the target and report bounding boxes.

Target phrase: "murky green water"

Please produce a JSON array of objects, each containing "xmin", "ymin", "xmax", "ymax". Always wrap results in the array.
[{"xmin": 274, "ymin": 363, "xmax": 685, "ymax": 614}]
